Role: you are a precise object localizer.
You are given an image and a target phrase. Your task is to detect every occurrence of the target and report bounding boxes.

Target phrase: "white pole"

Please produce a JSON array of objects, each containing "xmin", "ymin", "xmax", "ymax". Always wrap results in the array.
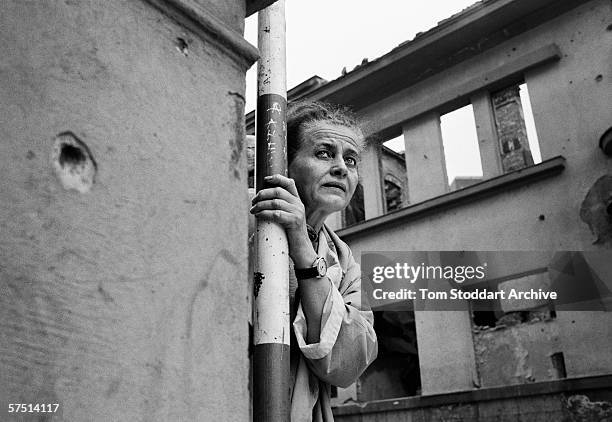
[{"xmin": 253, "ymin": 1, "xmax": 290, "ymax": 420}]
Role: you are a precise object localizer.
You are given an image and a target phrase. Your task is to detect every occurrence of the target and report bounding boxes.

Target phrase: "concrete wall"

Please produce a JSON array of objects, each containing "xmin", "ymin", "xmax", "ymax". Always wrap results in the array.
[
  {"xmin": 402, "ymin": 113, "xmax": 448, "ymax": 204},
  {"xmin": 0, "ymin": 0, "xmax": 254, "ymax": 420},
  {"xmin": 474, "ymin": 319, "xmax": 563, "ymax": 388},
  {"xmin": 344, "ymin": 0, "xmax": 612, "ymax": 396}
]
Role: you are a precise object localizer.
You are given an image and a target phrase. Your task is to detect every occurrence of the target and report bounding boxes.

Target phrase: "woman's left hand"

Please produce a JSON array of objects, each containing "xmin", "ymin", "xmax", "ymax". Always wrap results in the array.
[{"xmin": 249, "ymin": 174, "xmax": 316, "ymax": 268}]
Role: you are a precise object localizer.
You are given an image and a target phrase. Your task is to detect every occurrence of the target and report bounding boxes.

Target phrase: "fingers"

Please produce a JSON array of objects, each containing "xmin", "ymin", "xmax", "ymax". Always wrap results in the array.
[
  {"xmin": 250, "ymin": 174, "xmax": 305, "ymax": 230},
  {"xmin": 251, "ymin": 174, "xmax": 302, "ymax": 207},
  {"xmin": 251, "ymin": 209, "xmax": 301, "ymax": 227},
  {"xmin": 252, "ymin": 186, "xmax": 296, "ymax": 204},
  {"xmin": 250, "ymin": 198, "xmax": 301, "ymax": 218},
  {"xmin": 262, "ymin": 174, "xmax": 300, "ymax": 197}
]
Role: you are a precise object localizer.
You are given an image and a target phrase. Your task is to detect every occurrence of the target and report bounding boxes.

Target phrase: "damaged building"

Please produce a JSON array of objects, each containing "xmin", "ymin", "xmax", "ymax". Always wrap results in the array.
[{"xmin": 247, "ymin": 0, "xmax": 612, "ymax": 420}]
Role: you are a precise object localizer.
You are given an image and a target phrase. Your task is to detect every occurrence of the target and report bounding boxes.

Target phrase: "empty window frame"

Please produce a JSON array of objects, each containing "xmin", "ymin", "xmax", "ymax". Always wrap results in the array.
[
  {"xmin": 381, "ymin": 136, "xmax": 408, "ymax": 212},
  {"xmin": 439, "ymin": 104, "xmax": 484, "ymax": 190},
  {"xmin": 358, "ymin": 310, "xmax": 421, "ymax": 400},
  {"xmin": 518, "ymin": 83, "xmax": 542, "ymax": 164}
]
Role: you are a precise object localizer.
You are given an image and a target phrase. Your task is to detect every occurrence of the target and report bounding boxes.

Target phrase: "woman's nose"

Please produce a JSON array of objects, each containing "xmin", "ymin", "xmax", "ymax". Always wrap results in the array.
[{"xmin": 330, "ymin": 157, "xmax": 348, "ymax": 177}]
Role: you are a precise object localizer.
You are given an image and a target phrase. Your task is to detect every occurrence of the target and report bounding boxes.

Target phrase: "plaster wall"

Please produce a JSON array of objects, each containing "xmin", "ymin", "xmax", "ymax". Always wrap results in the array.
[
  {"xmin": 474, "ymin": 320, "xmax": 563, "ymax": 388},
  {"xmin": 402, "ymin": 113, "xmax": 448, "ymax": 203},
  {"xmin": 360, "ymin": 145, "xmax": 385, "ymax": 219},
  {"xmin": 471, "ymin": 90, "xmax": 502, "ymax": 179},
  {"xmin": 0, "ymin": 0, "xmax": 252, "ymax": 420},
  {"xmin": 475, "ymin": 311, "xmax": 612, "ymax": 388},
  {"xmin": 415, "ymin": 310, "xmax": 477, "ymax": 395},
  {"xmin": 346, "ymin": 0, "xmax": 612, "ymax": 394}
]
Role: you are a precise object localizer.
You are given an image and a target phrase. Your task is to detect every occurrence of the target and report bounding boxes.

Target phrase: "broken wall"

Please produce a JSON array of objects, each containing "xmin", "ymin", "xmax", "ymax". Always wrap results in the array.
[
  {"xmin": 0, "ymin": 0, "xmax": 254, "ymax": 420},
  {"xmin": 491, "ymin": 85, "xmax": 534, "ymax": 172},
  {"xmin": 380, "ymin": 148, "xmax": 409, "ymax": 211}
]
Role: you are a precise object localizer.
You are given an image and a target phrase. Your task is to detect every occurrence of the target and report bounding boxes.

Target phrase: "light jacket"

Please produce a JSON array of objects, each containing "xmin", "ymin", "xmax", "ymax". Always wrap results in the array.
[{"xmin": 288, "ymin": 225, "xmax": 378, "ymax": 421}]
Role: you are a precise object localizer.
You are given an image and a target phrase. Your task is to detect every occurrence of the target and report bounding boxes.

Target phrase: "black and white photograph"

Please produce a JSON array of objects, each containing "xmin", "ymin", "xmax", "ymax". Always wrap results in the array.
[{"xmin": 1, "ymin": 0, "xmax": 611, "ymax": 420}]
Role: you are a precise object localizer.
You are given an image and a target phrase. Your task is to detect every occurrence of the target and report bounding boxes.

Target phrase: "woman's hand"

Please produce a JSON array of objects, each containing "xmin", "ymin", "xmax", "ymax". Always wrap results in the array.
[
  {"xmin": 251, "ymin": 174, "xmax": 330, "ymax": 344},
  {"xmin": 249, "ymin": 174, "xmax": 317, "ymax": 268}
]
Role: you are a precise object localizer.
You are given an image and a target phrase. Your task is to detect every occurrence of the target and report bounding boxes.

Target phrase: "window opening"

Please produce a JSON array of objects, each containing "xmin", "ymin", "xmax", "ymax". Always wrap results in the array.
[
  {"xmin": 551, "ymin": 352, "xmax": 567, "ymax": 379},
  {"xmin": 518, "ymin": 83, "xmax": 542, "ymax": 164},
  {"xmin": 440, "ymin": 104, "xmax": 483, "ymax": 190},
  {"xmin": 382, "ymin": 134, "xmax": 405, "ymax": 154},
  {"xmin": 381, "ymin": 136, "xmax": 408, "ymax": 212},
  {"xmin": 358, "ymin": 310, "xmax": 421, "ymax": 400},
  {"xmin": 469, "ymin": 273, "xmax": 557, "ymax": 331}
]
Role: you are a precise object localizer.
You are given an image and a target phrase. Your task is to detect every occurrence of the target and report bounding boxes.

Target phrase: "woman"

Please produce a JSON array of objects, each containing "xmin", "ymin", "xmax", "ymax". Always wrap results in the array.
[{"xmin": 250, "ymin": 102, "xmax": 378, "ymax": 421}]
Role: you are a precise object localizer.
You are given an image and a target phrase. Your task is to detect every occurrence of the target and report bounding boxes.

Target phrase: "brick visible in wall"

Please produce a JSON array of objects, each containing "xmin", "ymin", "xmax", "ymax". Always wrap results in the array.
[{"xmin": 492, "ymin": 85, "xmax": 534, "ymax": 173}]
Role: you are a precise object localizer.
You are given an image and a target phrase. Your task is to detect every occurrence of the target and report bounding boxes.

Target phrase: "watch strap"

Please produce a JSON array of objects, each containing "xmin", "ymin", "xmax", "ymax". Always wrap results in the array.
[
  {"xmin": 294, "ymin": 256, "xmax": 327, "ymax": 280},
  {"xmin": 294, "ymin": 266, "xmax": 319, "ymax": 280}
]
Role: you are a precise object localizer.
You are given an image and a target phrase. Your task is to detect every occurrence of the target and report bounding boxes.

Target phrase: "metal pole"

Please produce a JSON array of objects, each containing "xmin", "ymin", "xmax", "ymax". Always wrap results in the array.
[{"xmin": 253, "ymin": 1, "xmax": 290, "ymax": 421}]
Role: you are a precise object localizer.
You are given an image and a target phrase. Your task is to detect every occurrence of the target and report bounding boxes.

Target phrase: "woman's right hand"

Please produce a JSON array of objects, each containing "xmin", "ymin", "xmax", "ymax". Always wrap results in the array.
[{"xmin": 249, "ymin": 174, "xmax": 317, "ymax": 269}]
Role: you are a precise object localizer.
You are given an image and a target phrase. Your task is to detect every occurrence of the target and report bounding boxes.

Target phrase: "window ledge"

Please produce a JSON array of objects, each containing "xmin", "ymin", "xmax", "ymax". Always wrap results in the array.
[
  {"xmin": 333, "ymin": 373, "xmax": 612, "ymax": 416},
  {"xmin": 337, "ymin": 156, "xmax": 566, "ymax": 241}
]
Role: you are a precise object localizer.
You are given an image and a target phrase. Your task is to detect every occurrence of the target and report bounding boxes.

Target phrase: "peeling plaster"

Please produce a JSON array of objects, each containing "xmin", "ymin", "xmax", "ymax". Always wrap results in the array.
[{"xmin": 580, "ymin": 175, "xmax": 612, "ymax": 245}]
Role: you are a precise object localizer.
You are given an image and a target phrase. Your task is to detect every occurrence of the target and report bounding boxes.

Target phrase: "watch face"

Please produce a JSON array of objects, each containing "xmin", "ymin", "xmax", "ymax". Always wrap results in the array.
[{"xmin": 316, "ymin": 257, "xmax": 327, "ymax": 277}]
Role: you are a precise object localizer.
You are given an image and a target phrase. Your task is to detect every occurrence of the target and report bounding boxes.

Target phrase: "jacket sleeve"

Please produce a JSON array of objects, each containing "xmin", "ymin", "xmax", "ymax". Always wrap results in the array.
[{"xmin": 292, "ymin": 244, "xmax": 378, "ymax": 388}]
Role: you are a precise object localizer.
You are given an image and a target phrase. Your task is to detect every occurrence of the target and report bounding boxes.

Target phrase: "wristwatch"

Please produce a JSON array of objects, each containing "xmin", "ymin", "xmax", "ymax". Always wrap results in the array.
[{"xmin": 294, "ymin": 256, "xmax": 327, "ymax": 280}]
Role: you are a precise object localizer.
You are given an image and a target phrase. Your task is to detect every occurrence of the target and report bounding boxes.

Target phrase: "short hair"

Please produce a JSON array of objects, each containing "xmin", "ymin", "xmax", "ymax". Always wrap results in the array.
[{"xmin": 286, "ymin": 101, "xmax": 364, "ymax": 164}]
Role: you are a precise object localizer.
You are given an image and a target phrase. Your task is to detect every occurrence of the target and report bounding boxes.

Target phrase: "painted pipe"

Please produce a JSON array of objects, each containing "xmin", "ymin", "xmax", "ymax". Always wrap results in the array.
[{"xmin": 253, "ymin": 1, "xmax": 290, "ymax": 421}]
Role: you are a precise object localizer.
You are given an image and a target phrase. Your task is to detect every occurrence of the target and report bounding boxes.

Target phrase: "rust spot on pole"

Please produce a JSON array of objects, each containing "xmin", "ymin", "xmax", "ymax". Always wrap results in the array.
[{"xmin": 254, "ymin": 272, "xmax": 265, "ymax": 297}]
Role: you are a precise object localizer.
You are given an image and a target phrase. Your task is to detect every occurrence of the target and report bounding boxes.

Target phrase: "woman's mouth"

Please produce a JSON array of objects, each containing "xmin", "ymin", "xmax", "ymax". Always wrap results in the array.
[{"xmin": 322, "ymin": 182, "xmax": 346, "ymax": 192}]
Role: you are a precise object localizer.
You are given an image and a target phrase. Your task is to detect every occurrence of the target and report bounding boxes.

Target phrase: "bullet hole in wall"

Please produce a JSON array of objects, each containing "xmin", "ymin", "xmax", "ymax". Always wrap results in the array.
[
  {"xmin": 52, "ymin": 132, "xmax": 97, "ymax": 193},
  {"xmin": 176, "ymin": 37, "xmax": 189, "ymax": 56},
  {"xmin": 538, "ymin": 214, "xmax": 545, "ymax": 221},
  {"xmin": 59, "ymin": 144, "xmax": 86, "ymax": 166},
  {"xmin": 595, "ymin": 74, "xmax": 603, "ymax": 82}
]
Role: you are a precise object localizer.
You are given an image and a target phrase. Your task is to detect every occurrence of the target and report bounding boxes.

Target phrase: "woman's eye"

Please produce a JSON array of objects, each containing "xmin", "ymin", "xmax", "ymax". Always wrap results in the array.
[
  {"xmin": 345, "ymin": 157, "xmax": 358, "ymax": 167},
  {"xmin": 316, "ymin": 150, "xmax": 332, "ymax": 159}
]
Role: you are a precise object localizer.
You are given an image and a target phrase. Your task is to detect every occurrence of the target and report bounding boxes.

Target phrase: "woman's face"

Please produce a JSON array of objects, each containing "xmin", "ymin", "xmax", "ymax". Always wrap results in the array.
[{"xmin": 288, "ymin": 121, "xmax": 362, "ymax": 218}]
